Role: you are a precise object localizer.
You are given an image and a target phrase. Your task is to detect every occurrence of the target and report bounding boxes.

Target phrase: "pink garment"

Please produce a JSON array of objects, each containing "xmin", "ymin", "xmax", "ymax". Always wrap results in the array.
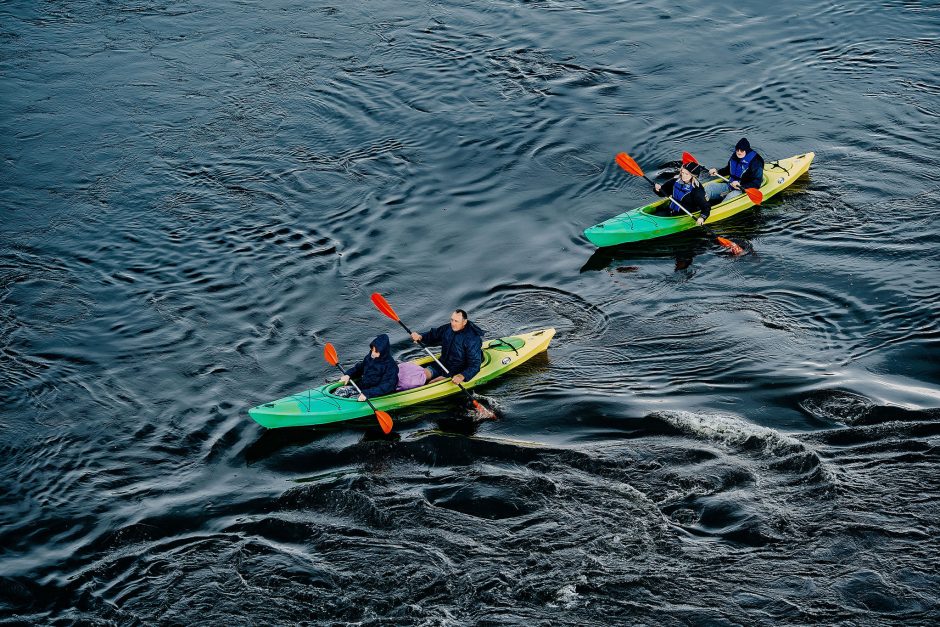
[{"xmin": 396, "ymin": 362, "xmax": 427, "ymax": 391}]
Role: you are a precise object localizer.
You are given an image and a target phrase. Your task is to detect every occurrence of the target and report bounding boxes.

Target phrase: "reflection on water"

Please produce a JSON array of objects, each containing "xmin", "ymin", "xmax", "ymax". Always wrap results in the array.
[{"xmin": 1, "ymin": 0, "xmax": 938, "ymax": 623}]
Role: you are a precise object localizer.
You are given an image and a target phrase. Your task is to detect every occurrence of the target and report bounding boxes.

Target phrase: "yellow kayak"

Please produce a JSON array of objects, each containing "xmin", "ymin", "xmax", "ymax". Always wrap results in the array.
[{"xmin": 584, "ymin": 152, "xmax": 815, "ymax": 247}]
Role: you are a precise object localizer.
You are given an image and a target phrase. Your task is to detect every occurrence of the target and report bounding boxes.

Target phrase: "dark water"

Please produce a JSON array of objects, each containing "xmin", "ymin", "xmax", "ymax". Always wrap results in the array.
[{"xmin": 2, "ymin": 0, "xmax": 939, "ymax": 624}]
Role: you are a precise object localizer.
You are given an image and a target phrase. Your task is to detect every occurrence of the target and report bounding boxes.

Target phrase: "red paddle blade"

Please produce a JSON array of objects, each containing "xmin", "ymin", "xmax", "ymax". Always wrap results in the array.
[
  {"xmin": 716, "ymin": 237, "xmax": 745, "ymax": 256},
  {"xmin": 745, "ymin": 188, "xmax": 763, "ymax": 205},
  {"xmin": 472, "ymin": 399, "xmax": 496, "ymax": 419},
  {"xmin": 615, "ymin": 152, "xmax": 644, "ymax": 177},
  {"xmin": 682, "ymin": 151, "xmax": 699, "ymax": 165},
  {"xmin": 370, "ymin": 292, "xmax": 399, "ymax": 322},
  {"xmin": 375, "ymin": 410, "xmax": 393, "ymax": 434},
  {"xmin": 323, "ymin": 342, "xmax": 338, "ymax": 366}
]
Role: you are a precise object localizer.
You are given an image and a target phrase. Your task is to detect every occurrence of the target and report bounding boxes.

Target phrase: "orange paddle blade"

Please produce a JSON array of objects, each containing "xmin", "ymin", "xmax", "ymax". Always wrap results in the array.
[
  {"xmin": 716, "ymin": 237, "xmax": 745, "ymax": 256},
  {"xmin": 615, "ymin": 152, "xmax": 644, "ymax": 177},
  {"xmin": 745, "ymin": 188, "xmax": 763, "ymax": 205},
  {"xmin": 323, "ymin": 342, "xmax": 338, "ymax": 366},
  {"xmin": 472, "ymin": 399, "xmax": 496, "ymax": 419},
  {"xmin": 370, "ymin": 292, "xmax": 399, "ymax": 322},
  {"xmin": 375, "ymin": 410, "xmax": 393, "ymax": 434},
  {"xmin": 682, "ymin": 151, "xmax": 699, "ymax": 165}
]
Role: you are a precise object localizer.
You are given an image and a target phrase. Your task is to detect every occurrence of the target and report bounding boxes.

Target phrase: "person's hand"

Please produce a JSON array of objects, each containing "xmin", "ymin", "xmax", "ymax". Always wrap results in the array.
[
  {"xmin": 410, "ymin": 331, "xmax": 422, "ymax": 342},
  {"xmin": 451, "ymin": 374, "xmax": 465, "ymax": 385},
  {"xmin": 708, "ymin": 168, "xmax": 718, "ymax": 177},
  {"xmin": 357, "ymin": 393, "xmax": 366, "ymax": 402},
  {"xmin": 730, "ymin": 180, "xmax": 741, "ymax": 190},
  {"xmin": 696, "ymin": 217, "xmax": 705, "ymax": 226},
  {"xmin": 654, "ymin": 183, "xmax": 662, "ymax": 193},
  {"xmin": 340, "ymin": 374, "xmax": 350, "ymax": 385}
]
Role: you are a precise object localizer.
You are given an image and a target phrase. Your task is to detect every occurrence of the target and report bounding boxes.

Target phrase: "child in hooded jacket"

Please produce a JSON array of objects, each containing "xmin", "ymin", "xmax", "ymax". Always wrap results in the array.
[{"xmin": 335, "ymin": 334, "xmax": 399, "ymax": 400}]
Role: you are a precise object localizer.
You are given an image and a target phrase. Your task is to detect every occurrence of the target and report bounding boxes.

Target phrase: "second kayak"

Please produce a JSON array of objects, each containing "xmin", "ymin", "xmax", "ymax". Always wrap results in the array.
[{"xmin": 583, "ymin": 152, "xmax": 814, "ymax": 247}]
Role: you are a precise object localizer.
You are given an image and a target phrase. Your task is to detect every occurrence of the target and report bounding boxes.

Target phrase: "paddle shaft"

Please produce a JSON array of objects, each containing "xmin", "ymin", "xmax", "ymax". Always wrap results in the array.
[
  {"xmin": 651, "ymin": 180, "xmax": 726, "ymax": 242},
  {"xmin": 616, "ymin": 151, "xmax": 743, "ymax": 254},
  {"xmin": 698, "ymin": 164, "xmax": 761, "ymax": 201},
  {"xmin": 702, "ymin": 167, "xmax": 746, "ymax": 189},
  {"xmin": 649, "ymin": 178, "xmax": 702, "ymax": 222},
  {"xmin": 681, "ymin": 153, "xmax": 759, "ymax": 198},
  {"xmin": 333, "ymin": 363, "xmax": 382, "ymax": 415},
  {"xmin": 392, "ymin": 319, "xmax": 481, "ymax": 404}
]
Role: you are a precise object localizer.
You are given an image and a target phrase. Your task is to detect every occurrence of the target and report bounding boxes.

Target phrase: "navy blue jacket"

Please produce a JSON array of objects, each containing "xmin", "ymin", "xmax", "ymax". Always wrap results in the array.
[
  {"xmin": 717, "ymin": 151, "xmax": 765, "ymax": 190},
  {"xmin": 655, "ymin": 179, "xmax": 711, "ymax": 220},
  {"xmin": 345, "ymin": 334, "xmax": 399, "ymax": 398},
  {"xmin": 421, "ymin": 321, "xmax": 484, "ymax": 381}
]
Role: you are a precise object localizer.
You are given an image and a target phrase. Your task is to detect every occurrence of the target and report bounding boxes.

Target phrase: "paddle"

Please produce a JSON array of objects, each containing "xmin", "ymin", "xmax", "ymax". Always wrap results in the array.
[
  {"xmin": 615, "ymin": 152, "xmax": 745, "ymax": 255},
  {"xmin": 682, "ymin": 151, "xmax": 764, "ymax": 205},
  {"xmin": 323, "ymin": 342, "xmax": 394, "ymax": 434},
  {"xmin": 370, "ymin": 292, "xmax": 496, "ymax": 419}
]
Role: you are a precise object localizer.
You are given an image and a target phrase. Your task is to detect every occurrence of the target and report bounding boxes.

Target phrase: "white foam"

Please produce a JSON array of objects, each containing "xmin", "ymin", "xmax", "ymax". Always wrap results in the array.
[{"xmin": 654, "ymin": 410, "xmax": 807, "ymax": 457}]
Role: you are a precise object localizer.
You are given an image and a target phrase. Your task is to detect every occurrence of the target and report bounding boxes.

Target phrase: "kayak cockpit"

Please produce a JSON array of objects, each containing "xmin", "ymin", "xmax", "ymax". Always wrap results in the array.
[{"xmin": 325, "ymin": 351, "xmax": 494, "ymax": 400}]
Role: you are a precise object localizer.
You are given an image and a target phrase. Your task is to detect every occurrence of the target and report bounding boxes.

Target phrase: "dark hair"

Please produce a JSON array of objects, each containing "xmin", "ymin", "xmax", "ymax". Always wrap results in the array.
[{"xmin": 454, "ymin": 309, "xmax": 468, "ymax": 320}]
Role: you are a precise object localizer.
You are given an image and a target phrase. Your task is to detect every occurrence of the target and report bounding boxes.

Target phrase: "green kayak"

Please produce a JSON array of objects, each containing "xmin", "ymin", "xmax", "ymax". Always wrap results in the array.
[
  {"xmin": 248, "ymin": 328, "xmax": 555, "ymax": 429},
  {"xmin": 583, "ymin": 152, "xmax": 814, "ymax": 247}
]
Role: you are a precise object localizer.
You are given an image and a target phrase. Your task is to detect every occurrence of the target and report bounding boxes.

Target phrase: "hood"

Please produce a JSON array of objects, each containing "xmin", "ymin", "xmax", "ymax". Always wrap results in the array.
[
  {"xmin": 464, "ymin": 320, "xmax": 485, "ymax": 338},
  {"xmin": 370, "ymin": 333, "xmax": 392, "ymax": 360}
]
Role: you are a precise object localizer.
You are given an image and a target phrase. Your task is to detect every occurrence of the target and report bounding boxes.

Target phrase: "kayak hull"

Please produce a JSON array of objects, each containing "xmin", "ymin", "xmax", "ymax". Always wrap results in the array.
[
  {"xmin": 584, "ymin": 152, "xmax": 815, "ymax": 247},
  {"xmin": 248, "ymin": 328, "xmax": 555, "ymax": 429}
]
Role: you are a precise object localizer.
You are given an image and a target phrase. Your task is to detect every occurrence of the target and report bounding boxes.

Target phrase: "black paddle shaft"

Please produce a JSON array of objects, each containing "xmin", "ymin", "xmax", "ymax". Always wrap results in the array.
[{"xmin": 333, "ymin": 363, "xmax": 381, "ymax": 415}]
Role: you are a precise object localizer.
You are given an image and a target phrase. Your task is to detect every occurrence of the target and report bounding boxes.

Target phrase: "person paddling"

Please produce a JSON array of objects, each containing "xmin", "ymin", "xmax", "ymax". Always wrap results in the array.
[
  {"xmin": 654, "ymin": 161, "xmax": 711, "ymax": 226},
  {"xmin": 335, "ymin": 334, "xmax": 399, "ymax": 400},
  {"xmin": 410, "ymin": 309, "xmax": 484, "ymax": 385},
  {"xmin": 705, "ymin": 137, "xmax": 765, "ymax": 203}
]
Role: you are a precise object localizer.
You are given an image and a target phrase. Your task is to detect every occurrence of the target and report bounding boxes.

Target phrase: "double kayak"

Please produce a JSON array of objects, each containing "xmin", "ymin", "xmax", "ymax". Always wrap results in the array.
[
  {"xmin": 248, "ymin": 328, "xmax": 555, "ymax": 429},
  {"xmin": 583, "ymin": 152, "xmax": 814, "ymax": 247}
]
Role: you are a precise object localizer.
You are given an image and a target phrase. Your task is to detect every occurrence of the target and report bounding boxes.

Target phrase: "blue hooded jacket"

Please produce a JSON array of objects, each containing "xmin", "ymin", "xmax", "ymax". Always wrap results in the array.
[
  {"xmin": 345, "ymin": 334, "xmax": 399, "ymax": 398},
  {"xmin": 717, "ymin": 139, "xmax": 765, "ymax": 190},
  {"xmin": 421, "ymin": 321, "xmax": 485, "ymax": 381}
]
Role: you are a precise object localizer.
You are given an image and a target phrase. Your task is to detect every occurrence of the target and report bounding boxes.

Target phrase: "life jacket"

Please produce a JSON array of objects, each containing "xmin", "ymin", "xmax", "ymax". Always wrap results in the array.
[
  {"xmin": 729, "ymin": 150, "xmax": 757, "ymax": 183},
  {"xmin": 669, "ymin": 179, "xmax": 695, "ymax": 214}
]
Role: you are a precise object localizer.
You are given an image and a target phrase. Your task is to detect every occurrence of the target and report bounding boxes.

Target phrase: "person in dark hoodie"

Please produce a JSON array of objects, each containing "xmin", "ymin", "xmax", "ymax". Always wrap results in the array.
[
  {"xmin": 335, "ymin": 334, "xmax": 399, "ymax": 400},
  {"xmin": 653, "ymin": 161, "xmax": 711, "ymax": 225},
  {"xmin": 410, "ymin": 309, "xmax": 484, "ymax": 385},
  {"xmin": 705, "ymin": 137, "xmax": 765, "ymax": 203}
]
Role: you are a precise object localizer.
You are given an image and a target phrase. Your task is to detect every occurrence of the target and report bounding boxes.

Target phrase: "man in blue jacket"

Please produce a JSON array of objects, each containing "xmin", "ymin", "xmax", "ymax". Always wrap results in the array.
[
  {"xmin": 705, "ymin": 137, "xmax": 765, "ymax": 203},
  {"xmin": 410, "ymin": 309, "xmax": 484, "ymax": 385},
  {"xmin": 336, "ymin": 334, "xmax": 399, "ymax": 400}
]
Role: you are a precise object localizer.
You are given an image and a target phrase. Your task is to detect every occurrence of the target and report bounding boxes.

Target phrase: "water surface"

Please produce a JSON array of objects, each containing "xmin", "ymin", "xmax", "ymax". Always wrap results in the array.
[{"xmin": 2, "ymin": 0, "xmax": 939, "ymax": 624}]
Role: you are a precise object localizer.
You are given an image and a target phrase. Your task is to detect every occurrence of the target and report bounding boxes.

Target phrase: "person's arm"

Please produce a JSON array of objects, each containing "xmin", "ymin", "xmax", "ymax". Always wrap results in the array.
[
  {"xmin": 345, "ymin": 359, "xmax": 364, "ymax": 380},
  {"xmin": 693, "ymin": 187, "xmax": 711, "ymax": 222},
  {"xmin": 741, "ymin": 156, "xmax": 764, "ymax": 189},
  {"xmin": 458, "ymin": 340, "xmax": 483, "ymax": 382},
  {"xmin": 420, "ymin": 325, "xmax": 444, "ymax": 346},
  {"xmin": 654, "ymin": 179, "xmax": 675, "ymax": 197},
  {"xmin": 716, "ymin": 160, "xmax": 731, "ymax": 178}
]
